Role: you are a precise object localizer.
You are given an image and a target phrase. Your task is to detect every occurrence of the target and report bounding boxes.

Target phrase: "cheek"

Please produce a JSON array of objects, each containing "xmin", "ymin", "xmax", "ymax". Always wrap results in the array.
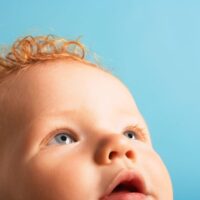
[
  {"xmin": 140, "ymin": 146, "xmax": 173, "ymax": 199},
  {"xmin": 18, "ymin": 149, "xmax": 99, "ymax": 200}
]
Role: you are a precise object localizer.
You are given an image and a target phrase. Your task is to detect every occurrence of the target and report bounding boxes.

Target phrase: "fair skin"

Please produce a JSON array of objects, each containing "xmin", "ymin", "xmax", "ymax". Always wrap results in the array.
[{"xmin": 0, "ymin": 59, "xmax": 173, "ymax": 200}]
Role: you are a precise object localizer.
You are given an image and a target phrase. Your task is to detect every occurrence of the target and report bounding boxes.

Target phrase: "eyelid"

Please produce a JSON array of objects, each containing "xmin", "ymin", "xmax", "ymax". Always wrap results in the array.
[
  {"xmin": 124, "ymin": 124, "xmax": 148, "ymax": 142},
  {"xmin": 40, "ymin": 127, "xmax": 78, "ymax": 146}
]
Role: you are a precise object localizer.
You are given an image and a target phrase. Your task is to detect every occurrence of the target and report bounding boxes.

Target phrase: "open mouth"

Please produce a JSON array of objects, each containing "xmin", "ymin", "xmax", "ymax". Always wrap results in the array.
[
  {"xmin": 100, "ymin": 170, "xmax": 148, "ymax": 200},
  {"xmin": 112, "ymin": 180, "xmax": 141, "ymax": 193}
]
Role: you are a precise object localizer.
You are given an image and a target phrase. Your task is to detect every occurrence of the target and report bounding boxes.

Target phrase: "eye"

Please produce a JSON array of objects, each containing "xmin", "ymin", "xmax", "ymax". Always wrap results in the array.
[
  {"xmin": 47, "ymin": 132, "xmax": 76, "ymax": 145},
  {"xmin": 123, "ymin": 125, "xmax": 146, "ymax": 142},
  {"xmin": 123, "ymin": 130, "xmax": 138, "ymax": 140}
]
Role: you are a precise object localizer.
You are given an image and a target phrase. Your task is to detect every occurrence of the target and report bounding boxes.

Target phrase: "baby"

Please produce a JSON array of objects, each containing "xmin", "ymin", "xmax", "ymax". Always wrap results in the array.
[{"xmin": 0, "ymin": 36, "xmax": 173, "ymax": 200}]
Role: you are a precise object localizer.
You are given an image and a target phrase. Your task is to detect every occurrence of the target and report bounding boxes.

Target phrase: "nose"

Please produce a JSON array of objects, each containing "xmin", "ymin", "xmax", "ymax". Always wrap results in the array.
[{"xmin": 94, "ymin": 134, "xmax": 136, "ymax": 165}]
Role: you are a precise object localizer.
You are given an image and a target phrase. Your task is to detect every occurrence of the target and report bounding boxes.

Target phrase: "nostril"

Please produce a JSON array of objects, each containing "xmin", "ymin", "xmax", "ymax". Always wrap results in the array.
[
  {"xmin": 109, "ymin": 150, "xmax": 134, "ymax": 160},
  {"xmin": 125, "ymin": 150, "xmax": 134, "ymax": 159},
  {"xmin": 109, "ymin": 151, "xmax": 118, "ymax": 160}
]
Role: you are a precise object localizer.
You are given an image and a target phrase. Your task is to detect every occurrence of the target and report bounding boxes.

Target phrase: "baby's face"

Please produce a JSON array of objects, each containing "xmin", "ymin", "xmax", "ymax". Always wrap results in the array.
[{"xmin": 0, "ymin": 60, "xmax": 173, "ymax": 200}]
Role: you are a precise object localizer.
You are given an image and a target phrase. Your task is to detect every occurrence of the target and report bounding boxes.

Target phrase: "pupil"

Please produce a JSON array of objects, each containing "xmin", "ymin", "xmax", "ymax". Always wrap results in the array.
[
  {"xmin": 128, "ymin": 133, "xmax": 133, "ymax": 138},
  {"xmin": 61, "ymin": 135, "xmax": 67, "ymax": 141}
]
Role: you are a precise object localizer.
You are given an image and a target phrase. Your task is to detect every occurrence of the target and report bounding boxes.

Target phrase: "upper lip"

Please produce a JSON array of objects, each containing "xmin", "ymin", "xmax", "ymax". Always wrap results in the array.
[{"xmin": 100, "ymin": 169, "xmax": 147, "ymax": 199}]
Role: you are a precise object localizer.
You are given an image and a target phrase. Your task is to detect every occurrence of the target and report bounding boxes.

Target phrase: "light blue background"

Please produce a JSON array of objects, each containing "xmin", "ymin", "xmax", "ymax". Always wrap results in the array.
[{"xmin": 0, "ymin": 1, "xmax": 199, "ymax": 199}]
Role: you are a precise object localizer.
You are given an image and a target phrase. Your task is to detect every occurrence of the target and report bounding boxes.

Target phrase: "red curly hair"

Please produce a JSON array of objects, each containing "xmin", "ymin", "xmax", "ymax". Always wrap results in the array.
[{"xmin": 0, "ymin": 35, "xmax": 105, "ymax": 83}]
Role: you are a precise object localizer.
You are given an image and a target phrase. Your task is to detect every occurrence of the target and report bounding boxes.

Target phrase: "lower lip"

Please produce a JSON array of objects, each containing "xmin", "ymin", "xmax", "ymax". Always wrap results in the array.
[{"xmin": 102, "ymin": 191, "xmax": 148, "ymax": 200}]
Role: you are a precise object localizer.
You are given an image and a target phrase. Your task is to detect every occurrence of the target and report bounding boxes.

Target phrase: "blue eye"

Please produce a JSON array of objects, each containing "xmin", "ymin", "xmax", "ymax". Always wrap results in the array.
[
  {"xmin": 48, "ymin": 132, "xmax": 76, "ymax": 145},
  {"xmin": 123, "ymin": 130, "xmax": 138, "ymax": 140}
]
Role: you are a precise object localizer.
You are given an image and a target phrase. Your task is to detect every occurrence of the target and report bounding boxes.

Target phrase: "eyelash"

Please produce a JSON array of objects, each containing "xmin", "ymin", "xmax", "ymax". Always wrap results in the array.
[
  {"xmin": 42, "ymin": 127, "xmax": 78, "ymax": 146},
  {"xmin": 43, "ymin": 124, "xmax": 147, "ymax": 146},
  {"xmin": 124, "ymin": 125, "xmax": 147, "ymax": 142}
]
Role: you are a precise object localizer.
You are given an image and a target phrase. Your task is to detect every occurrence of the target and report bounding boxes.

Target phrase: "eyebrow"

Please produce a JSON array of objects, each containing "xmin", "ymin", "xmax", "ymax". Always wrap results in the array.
[
  {"xmin": 27, "ymin": 108, "xmax": 150, "ymax": 143},
  {"xmin": 42, "ymin": 109, "xmax": 80, "ymax": 118}
]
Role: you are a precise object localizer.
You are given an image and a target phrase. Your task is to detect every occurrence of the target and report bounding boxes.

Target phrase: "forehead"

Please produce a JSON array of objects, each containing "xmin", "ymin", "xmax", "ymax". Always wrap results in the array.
[
  {"xmin": 12, "ymin": 60, "xmax": 135, "ymax": 104},
  {"xmin": 1, "ymin": 60, "xmax": 143, "ymax": 129}
]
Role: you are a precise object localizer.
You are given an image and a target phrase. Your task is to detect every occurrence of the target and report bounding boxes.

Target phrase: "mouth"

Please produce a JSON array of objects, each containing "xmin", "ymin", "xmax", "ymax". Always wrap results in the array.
[{"xmin": 100, "ymin": 170, "xmax": 149, "ymax": 200}]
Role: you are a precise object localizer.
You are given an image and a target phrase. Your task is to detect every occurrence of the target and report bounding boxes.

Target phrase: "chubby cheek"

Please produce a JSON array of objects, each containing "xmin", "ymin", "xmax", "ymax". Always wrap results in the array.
[
  {"xmin": 18, "ymin": 147, "xmax": 99, "ymax": 200},
  {"xmin": 140, "ymin": 146, "xmax": 173, "ymax": 200}
]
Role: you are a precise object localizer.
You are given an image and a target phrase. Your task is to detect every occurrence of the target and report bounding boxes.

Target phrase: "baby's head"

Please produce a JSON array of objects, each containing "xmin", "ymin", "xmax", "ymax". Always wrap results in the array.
[{"xmin": 0, "ymin": 36, "xmax": 173, "ymax": 200}]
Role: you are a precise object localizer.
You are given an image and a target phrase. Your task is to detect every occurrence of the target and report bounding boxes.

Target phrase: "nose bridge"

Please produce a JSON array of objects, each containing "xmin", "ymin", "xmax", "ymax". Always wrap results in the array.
[{"xmin": 94, "ymin": 133, "xmax": 135, "ymax": 165}]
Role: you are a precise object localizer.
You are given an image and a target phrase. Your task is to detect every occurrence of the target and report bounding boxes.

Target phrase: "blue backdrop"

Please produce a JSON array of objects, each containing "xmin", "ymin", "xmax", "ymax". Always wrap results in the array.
[{"xmin": 1, "ymin": 1, "xmax": 199, "ymax": 199}]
